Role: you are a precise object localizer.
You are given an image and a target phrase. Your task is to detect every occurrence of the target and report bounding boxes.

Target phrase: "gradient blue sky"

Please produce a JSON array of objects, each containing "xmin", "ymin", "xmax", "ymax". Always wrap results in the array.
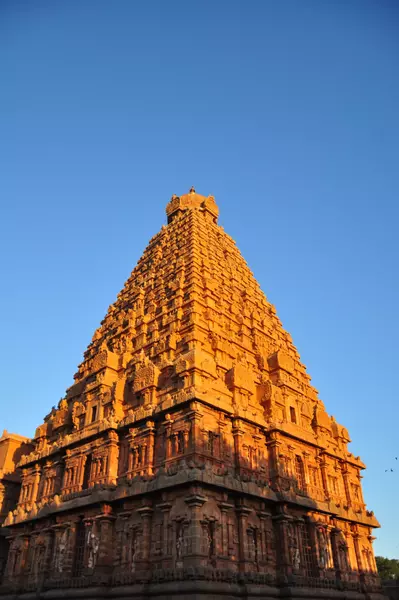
[{"xmin": 1, "ymin": 0, "xmax": 398, "ymax": 558}]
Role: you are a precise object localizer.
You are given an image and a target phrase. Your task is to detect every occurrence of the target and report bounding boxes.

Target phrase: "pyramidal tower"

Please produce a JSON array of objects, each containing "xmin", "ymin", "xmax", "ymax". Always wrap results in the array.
[{"xmin": 0, "ymin": 190, "xmax": 383, "ymax": 599}]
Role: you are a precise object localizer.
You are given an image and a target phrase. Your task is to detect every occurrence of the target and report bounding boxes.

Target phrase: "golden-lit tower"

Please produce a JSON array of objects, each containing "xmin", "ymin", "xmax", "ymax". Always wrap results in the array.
[{"xmin": 0, "ymin": 190, "xmax": 383, "ymax": 599}]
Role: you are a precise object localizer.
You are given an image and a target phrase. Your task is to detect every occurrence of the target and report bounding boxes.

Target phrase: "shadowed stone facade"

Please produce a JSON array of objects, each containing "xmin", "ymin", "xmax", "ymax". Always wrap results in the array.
[
  {"xmin": 0, "ymin": 189, "xmax": 385, "ymax": 599},
  {"xmin": 0, "ymin": 431, "xmax": 32, "ymax": 583}
]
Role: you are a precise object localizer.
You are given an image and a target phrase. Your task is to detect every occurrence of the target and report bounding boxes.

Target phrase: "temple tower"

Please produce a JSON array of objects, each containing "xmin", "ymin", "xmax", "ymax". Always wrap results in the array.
[{"xmin": 0, "ymin": 190, "xmax": 383, "ymax": 599}]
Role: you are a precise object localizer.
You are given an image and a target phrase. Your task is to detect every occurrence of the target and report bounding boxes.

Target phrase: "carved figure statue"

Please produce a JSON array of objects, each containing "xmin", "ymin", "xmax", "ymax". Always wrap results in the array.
[
  {"xmin": 87, "ymin": 532, "xmax": 100, "ymax": 569},
  {"xmin": 72, "ymin": 413, "xmax": 80, "ymax": 431},
  {"xmin": 131, "ymin": 534, "xmax": 139, "ymax": 572},
  {"xmin": 203, "ymin": 523, "xmax": 213, "ymax": 558},
  {"xmin": 176, "ymin": 527, "xmax": 184, "ymax": 560},
  {"xmin": 292, "ymin": 547, "xmax": 301, "ymax": 570},
  {"xmin": 34, "ymin": 544, "xmax": 46, "ymax": 581},
  {"xmin": 288, "ymin": 524, "xmax": 300, "ymax": 570},
  {"xmin": 317, "ymin": 528, "xmax": 330, "ymax": 569},
  {"xmin": 55, "ymin": 529, "xmax": 68, "ymax": 573}
]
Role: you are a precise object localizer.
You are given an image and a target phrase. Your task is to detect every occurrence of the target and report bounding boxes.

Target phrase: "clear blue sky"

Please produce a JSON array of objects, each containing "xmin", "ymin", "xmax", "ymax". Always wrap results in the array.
[{"xmin": 1, "ymin": 0, "xmax": 398, "ymax": 558}]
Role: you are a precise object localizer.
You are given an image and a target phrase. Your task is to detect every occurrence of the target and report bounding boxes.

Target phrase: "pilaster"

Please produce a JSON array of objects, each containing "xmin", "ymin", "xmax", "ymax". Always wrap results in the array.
[
  {"xmin": 184, "ymin": 490, "xmax": 207, "ymax": 560},
  {"xmin": 137, "ymin": 504, "xmax": 153, "ymax": 567}
]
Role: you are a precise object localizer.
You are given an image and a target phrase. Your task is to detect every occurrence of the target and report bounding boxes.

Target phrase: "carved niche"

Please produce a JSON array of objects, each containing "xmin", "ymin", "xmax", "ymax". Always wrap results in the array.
[
  {"xmin": 72, "ymin": 402, "xmax": 86, "ymax": 430},
  {"xmin": 132, "ymin": 359, "xmax": 160, "ymax": 394},
  {"xmin": 226, "ymin": 361, "xmax": 255, "ymax": 394},
  {"xmin": 257, "ymin": 380, "xmax": 284, "ymax": 424}
]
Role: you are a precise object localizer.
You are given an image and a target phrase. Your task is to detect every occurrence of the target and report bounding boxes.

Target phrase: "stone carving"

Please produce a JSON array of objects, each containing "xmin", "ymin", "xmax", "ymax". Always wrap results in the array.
[
  {"xmin": 176, "ymin": 526, "xmax": 184, "ymax": 567},
  {"xmin": 72, "ymin": 402, "xmax": 86, "ymax": 430},
  {"xmin": 55, "ymin": 528, "xmax": 68, "ymax": 573},
  {"xmin": 317, "ymin": 527, "xmax": 330, "ymax": 569},
  {"xmin": 288, "ymin": 524, "xmax": 301, "ymax": 570},
  {"xmin": 5, "ymin": 511, "xmax": 14, "ymax": 526},
  {"xmin": 133, "ymin": 359, "xmax": 160, "ymax": 393},
  {"xmin": 35, "ymin": 424, "xmax": 48, "ymax": 439},
  {"xmin": 131, "ymin": 535, "xmax": 139, "ymax": 572},
  {"xmin": 292, "ymin": 547, "xmax": 301, "ymax": 570},
  {"xmin": 226, "ymin": 361, "xmax": 255, "ymax": 394},
  {"xmin": 87, "ymin": 531, "xmax": 100, "ymax": 570}
]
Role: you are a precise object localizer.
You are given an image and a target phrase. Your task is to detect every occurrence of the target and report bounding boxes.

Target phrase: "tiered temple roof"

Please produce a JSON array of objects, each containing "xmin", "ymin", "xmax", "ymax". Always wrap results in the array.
[{"xmin": 0, "ymin": 189, "xmax": 382, "ymax": 600}]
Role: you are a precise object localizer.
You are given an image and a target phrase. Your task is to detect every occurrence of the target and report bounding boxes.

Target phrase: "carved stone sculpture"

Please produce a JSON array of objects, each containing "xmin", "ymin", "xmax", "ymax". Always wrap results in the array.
[
  {"xmin": 87, "ymin": 532, "xmax": 100, "ymax": 570},
  {"xmin": 55, "ymin": 529, "xmax": 68, "ymax": 573}
]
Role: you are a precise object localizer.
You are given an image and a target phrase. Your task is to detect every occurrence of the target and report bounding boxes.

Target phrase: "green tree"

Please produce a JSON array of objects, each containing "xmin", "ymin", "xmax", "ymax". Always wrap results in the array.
[{"xmin": 376, "ymin": 556, "xmax": 399, "ymax": 580}]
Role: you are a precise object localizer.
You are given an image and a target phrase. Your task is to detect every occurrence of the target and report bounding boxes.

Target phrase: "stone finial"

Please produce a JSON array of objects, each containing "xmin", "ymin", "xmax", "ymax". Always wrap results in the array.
[{"xmin": 165, "ymin": 189, "xmax": 219, "ymax": 223}]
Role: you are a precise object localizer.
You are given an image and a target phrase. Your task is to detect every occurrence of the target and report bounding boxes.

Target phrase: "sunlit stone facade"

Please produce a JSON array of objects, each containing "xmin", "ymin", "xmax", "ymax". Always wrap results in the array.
[{"xmin": 0, "ymin": 190, "xmax": 384, "ymax": 599}]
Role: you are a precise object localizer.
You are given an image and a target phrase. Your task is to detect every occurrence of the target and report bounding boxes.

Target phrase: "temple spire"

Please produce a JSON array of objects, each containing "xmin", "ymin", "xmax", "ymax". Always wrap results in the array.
[{"xmin": 165, "ymin": 188, "xmax": 219, "ymax": 223}]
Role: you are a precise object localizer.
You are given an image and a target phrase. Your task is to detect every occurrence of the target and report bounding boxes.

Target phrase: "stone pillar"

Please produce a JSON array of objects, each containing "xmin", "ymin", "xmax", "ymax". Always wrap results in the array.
[
  {"xmin": 106, "ymin": 430, "xmax": 119, "ymax": 484},
  {"xmin": 116, "ymin": 515, "xmax": 129, "ymax": 568},
  {"xmin": 184, "ymin": 490, "xmax": 207, "ymax": 561},
  {"xmin": 341, "ymin": 462, "xmax": 351, "ymax": 506},
  {"xmin": 218, "ymin": 499, "xmax": 234, "ymax": 558},
  {"xmin": 352, "ymin": 532, "xmax": 363, "ymax": 572},
  {"xmin": 272, "ymin": 508, "xmax": 292, "ymax": 580},
  {"xmin": 146, "ymin": 421, "xmax": 155, "ymax": 474},
  {"xmin": 137, "ymin": 505, "xmax": 153, "ymax": 568},
  {"xmin": 165, "ymin": 420, "xmax": 172, "ymax": 459},
  {"xmin": 42, "ymin": 477, "xmax": 48, "ymax": 498},
  {"xmin": 318, "ymin": 454, "xmax": 330, "ymax": 500},
  {"xmin": 182, "ymin": 430, "xmax": 189, "ymax": 452},
  {"xmin": 189, "ymin": 403, "xmax": 203, "ymax": 455},
  {"xmin": 330, "ymin": 524, "xmax": 345, "ymax": 581},
  {"xmin": 306, "ymin": 516, "xmax": 320, "ymax": 575},
  {"xmin": 127, "ymin": 448, "xmax": 133, "ymax": 473},
  {"xmin": 172, "ymin": 434, "xmax": 178, "ymax": 456},
  {"xmin": 258, "ymin": 509, "xmax": 272, "ymax": 564},
  {"xmin": 157, "ymin": 501, "xmax": 172, "ymax": 558},
  {"xmin": 232, "ymin": 419, "xmax": 244, "ymax": 472},
  {"xmin": 287, "ymin": 444, "xmax": 296, "ymax": 480},
  {"xmin": 266, "ymin": 433, "xmax": 281, "ymax": 486},
  {"xmin": 54, "ymin": 460, "xmax": 63, "ymax": 495},
  {"xmin": 367, "ymin": 534, "xmax": 378, "ymax": 572},
  {"xmin": 217, "ymin": 418, "xmax": 226, "ymax": 462},
  {"xmin": 95, "ymin": 507, "xmax": 115, "ymax": 576},
  {"xmin": 42, "ymin": 531, "xmax": 54, "ymax": 584},
  {"xmin": 302, "ymin": 451, "xmax": 311, "ymax": 491},
  {"xmin": 77, "ymin": 456, "xmax": 85, "ymax": 489},
  {"xmin": 235, "ymin": 501, "xmax": 251, "ymax": 572},
  {"xmin": 31, "ymin": 464, "xmax": 42, "ymax": 503}
]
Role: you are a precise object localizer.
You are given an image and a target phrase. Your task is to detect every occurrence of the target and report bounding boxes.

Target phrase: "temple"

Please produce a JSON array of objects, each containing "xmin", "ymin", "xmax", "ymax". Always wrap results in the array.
[{"xmin": 0, "ymin": 189, "xmax": 384, "ymax": 599}]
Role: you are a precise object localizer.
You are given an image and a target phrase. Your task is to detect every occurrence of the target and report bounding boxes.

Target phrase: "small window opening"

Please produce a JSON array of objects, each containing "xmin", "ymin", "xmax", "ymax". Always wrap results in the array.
[
  {"xmin": 290, "ymin": 406, "xmax": 297, "ymax": 424},
  {"xmin": 91, "ymin": 405, "xmax": 98, "ymax": 422}
]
